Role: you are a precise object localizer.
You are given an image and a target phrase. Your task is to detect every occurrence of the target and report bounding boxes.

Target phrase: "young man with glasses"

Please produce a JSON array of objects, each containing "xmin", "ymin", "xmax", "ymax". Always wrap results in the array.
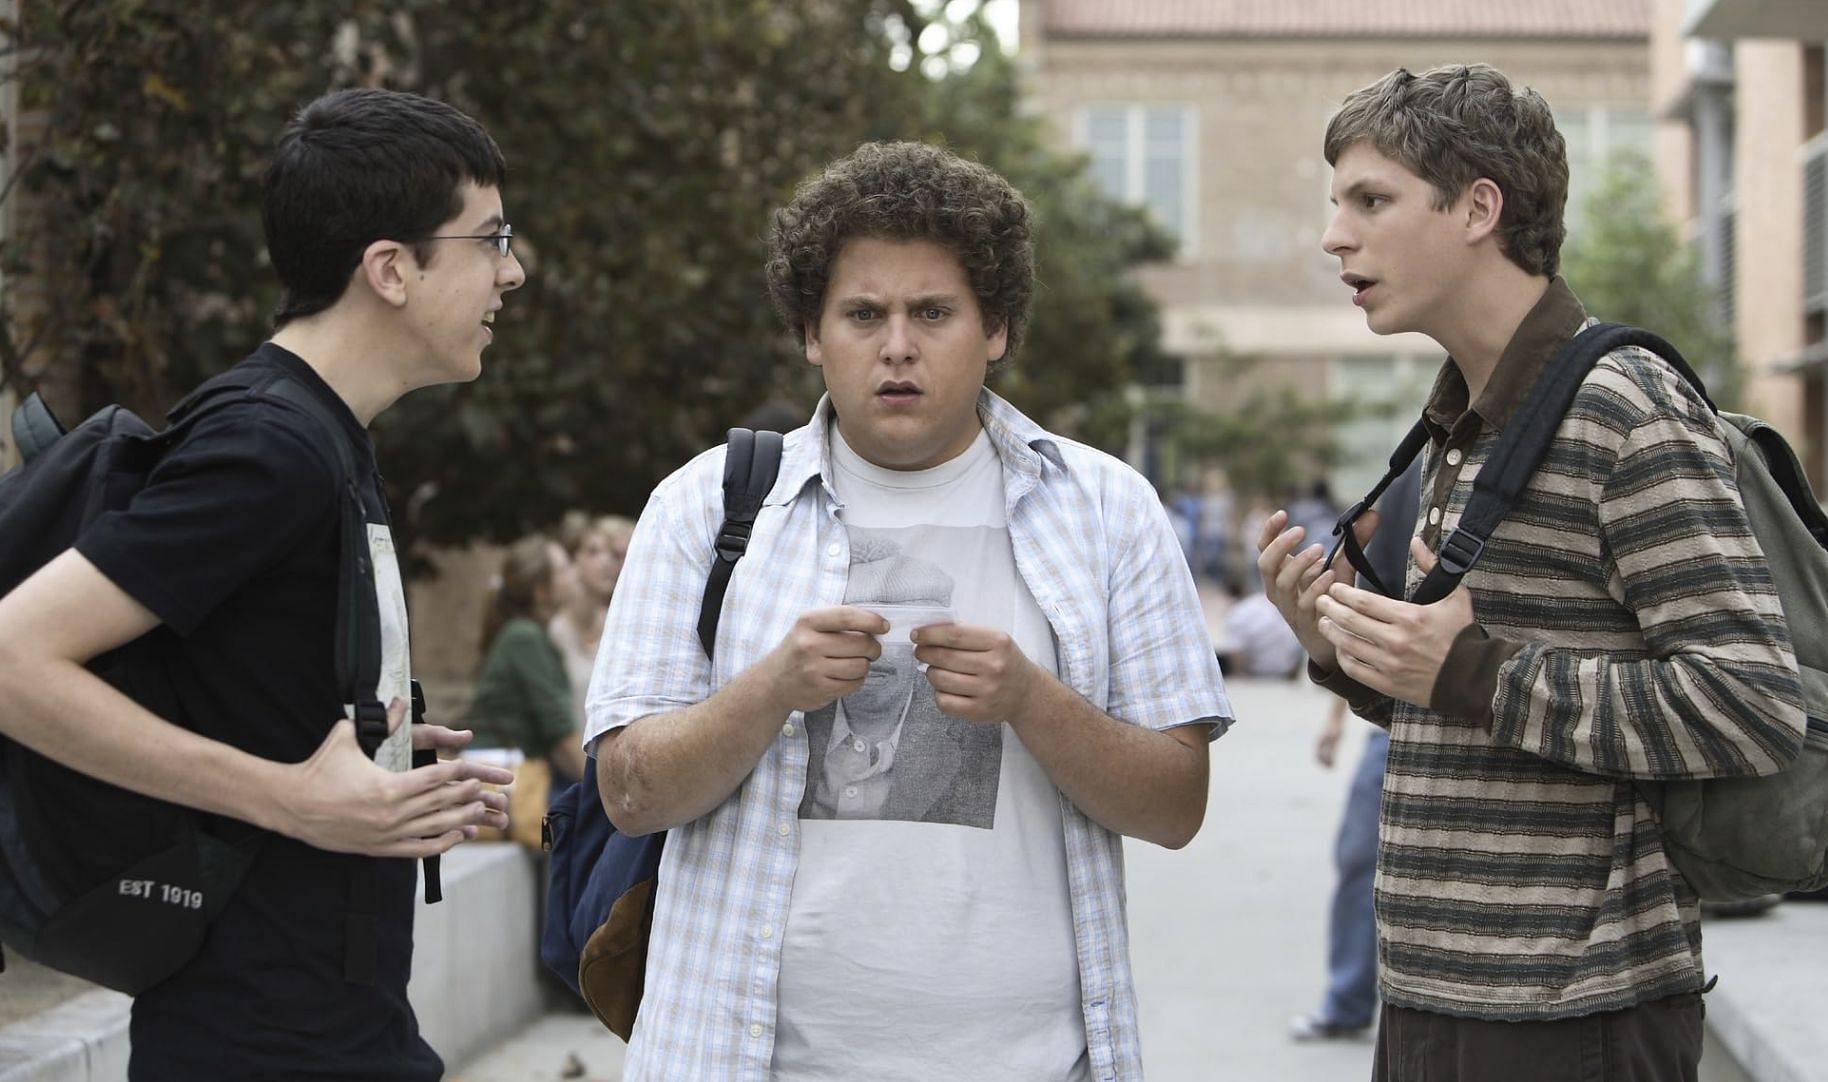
[
  {"xmin": 586, "ymin": 141, "xmax": 1231, "ymax": 1080},
  {"xmin": 0, "ymin": 88, "xmax": 524, "ymax": 1080}
]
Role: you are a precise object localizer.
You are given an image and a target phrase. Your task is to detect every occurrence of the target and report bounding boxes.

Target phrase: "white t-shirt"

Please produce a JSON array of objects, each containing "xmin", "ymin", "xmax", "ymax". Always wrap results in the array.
[
  {"xmin": 366, "ymin": 524, "xmax": 414, "ymax": 773},
  {"xmin": 771, "ymin": 427, "xmax": 1090, "ymax": 1082}
]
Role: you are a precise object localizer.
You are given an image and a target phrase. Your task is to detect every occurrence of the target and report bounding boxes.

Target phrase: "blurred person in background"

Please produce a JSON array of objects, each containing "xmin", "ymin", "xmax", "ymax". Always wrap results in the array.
[
  {"xmin": 1289, "ymin": 458, "xmax": 1419, "ymax": 1044},
  {"xmin": 549, "ymin": 515, "xmax": 635, "ymax": 731},
  {"xmin": 1216, "ymin": 582, "xmax": 1304, "ymax": 679},
  {"xmin": 470, "ymin": 534, "xmax": 586, "ymax": 789}
]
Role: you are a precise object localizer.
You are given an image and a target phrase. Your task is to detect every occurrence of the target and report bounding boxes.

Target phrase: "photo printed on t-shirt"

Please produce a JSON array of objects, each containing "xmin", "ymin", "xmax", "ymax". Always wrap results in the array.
[{"xmin": 799, "ymin": 526, "xmax": 1003, "ymax": 828}]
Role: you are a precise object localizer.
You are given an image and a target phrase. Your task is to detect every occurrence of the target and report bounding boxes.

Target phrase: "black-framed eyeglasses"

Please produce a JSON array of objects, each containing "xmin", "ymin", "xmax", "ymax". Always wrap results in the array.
[{"xmin": 426, "ymin": 222, "xmax": 513, "ymax": 258}]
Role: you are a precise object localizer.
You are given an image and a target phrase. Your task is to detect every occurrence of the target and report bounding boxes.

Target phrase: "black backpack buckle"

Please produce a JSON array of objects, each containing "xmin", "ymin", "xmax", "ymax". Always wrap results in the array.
[
  {"xmin": 1437, "ymin": 528, "xmax": 1487, "ymax": 576},
  {"xmin": 713, "ymin": 520, "xmax": 753, "ymax": 562}
]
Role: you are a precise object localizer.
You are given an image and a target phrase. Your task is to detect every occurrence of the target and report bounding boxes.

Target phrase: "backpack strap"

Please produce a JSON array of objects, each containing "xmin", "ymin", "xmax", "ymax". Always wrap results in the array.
[
  {"xmin": 1330, "ymin": 322, "xmax": 1715, "ymax": 606},
  {"xmin": 256, "ymin": 378, "xmax": 389, "ymax": 755},
  {"xmin": 1409, "ymin": 322, "xmax": 1707, "ymax": 605},
  {"xmin": 268, "ymin": 386, "xmax": 385, "ymax": 756},
  {"xmin": 1324, "ymin": 418, "xmax": 1431, "ymax": 598},
  {"xmin": 10, "ymin": 393, "xmax": 65, "ymax": 463},
  {"xmin": 697, "ymin": 428, "xmax": 784, "ymax": 661}
]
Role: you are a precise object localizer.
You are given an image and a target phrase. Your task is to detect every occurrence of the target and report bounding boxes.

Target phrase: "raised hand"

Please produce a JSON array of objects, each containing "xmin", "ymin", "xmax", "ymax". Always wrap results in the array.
[
  {"xmin": 1255, "ymin": 508, "xmax": 1382, "ymax": 674},
  {"xmin": 914, "ymin": 622, "xmax": 1039, "ymax": 724},
  {"xmin": 276, "ymin": 698, "xmax": 513, "ymax": 859},
  {"xmin": 1314, "ymin": 537, "xmax": 1476, "ymax": 707},
  {"xmin": 760, "ymin": 606, "xmax": 888, "ymax": 714}
]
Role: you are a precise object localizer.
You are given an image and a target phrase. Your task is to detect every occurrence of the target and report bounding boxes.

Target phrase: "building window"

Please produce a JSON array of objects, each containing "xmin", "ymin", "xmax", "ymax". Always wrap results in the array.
[
  {"xmin": 1079, "ymin": 104, "xmax": 1197, "ymax": 254},
  {"xmin": 1558, "ymin": 105, "xmax": 1655, "ymax": 230}
]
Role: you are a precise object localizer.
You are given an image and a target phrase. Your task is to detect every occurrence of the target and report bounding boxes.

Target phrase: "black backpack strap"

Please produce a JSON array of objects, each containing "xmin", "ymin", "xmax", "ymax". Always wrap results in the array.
[
  {"xmin": 697, "ymin": 428, "xmax": 784, "ymax": 661},
  {"xmin": 1407, "ymin": 322, "xmax": 1707, "ymax": 605},
  {"xmin": 1325, "ymin": 417, "xmax": 1431, "ymax": 597},
  {"xmin": 255, "ymin": 378, "xmax": 389, "ymax": 757},
  {"xmin": 409, "ymin": 679, "xmax": 441, "ymax": 904},
  {"xmin": 10, "ymin": 393, "xmax": 65, "ymax": 463}
]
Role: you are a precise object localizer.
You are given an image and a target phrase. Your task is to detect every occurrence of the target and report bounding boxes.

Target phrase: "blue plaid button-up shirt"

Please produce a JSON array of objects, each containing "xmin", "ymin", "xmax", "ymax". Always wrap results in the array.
[{"xmin": 585, "ymin": 390, "xmax": 1232, "ymax": 1081}]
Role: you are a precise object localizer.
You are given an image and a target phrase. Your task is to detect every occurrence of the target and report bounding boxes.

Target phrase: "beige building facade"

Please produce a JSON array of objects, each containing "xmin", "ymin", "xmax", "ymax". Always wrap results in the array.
[
  {"xmin": 1653, "ymin": 0, "xmax": 1828, "ymax": 487},
  {"xmin": 1020, "ymin": 1, "xmax": 1653, "ymax": 497}
]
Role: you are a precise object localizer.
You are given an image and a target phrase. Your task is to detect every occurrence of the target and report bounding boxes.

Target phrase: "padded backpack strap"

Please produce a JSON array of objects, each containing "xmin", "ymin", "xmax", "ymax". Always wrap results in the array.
[
  {"xmin": 697, "ymin": 428, "xmax": 785, "ymax": 661},
  {"xmin": 10, "ymin": 394, "xmax": 65, "ymax": 463},
  {"xmin": 1408, "ymin": 323, "xmax": 1705, "ymax": 605},
  {"xmin": 258, "ymin": 379, "xmax": 387, "ymax": 757},
  {"xmin": 1326, "ymin": 417, "xmax": 1431, "ymax": 598}
]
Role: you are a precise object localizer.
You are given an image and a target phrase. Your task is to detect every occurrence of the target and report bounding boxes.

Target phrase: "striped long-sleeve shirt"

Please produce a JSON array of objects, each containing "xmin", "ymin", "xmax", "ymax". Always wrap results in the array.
[{"xmin": 1321, "ymin": 278, "xmax": 1804, "ymax": 1020}]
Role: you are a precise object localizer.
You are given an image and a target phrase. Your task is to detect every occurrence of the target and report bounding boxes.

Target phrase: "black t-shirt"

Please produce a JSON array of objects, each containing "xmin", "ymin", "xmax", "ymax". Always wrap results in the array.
[{"xmin": 75, "ymin": 344, "xmax": 440, "ymax": 1082}]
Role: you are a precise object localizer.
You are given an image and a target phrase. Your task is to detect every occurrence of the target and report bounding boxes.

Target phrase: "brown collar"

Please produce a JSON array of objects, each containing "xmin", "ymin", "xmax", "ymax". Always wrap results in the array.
[{"xmin": 1422, "ymin": 276, "xmax": 1588, "ymax": 439}]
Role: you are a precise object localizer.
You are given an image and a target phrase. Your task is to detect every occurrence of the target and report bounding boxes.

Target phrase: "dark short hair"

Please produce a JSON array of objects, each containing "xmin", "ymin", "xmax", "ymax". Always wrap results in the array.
[
  {"xmin": 1325, "ymin": 64, "xmax": 1568, "ymax": 277},
  {"xmin": 765, "ymin": 141, "xmax": 1035, "ymax": 367},
  {"xmin": 263, "ymin": 88, "xmax": 506, "ymax": 328}
]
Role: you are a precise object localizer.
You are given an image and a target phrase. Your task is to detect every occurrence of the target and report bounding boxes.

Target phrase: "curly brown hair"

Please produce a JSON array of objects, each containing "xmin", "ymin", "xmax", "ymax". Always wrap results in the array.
[
  {"xmin": 765, "ymin": 141, "xmax": 1035, "ymax": 368},
  {"xmin": 1325, "ymin": 64, "xmax": 1568, "ymax": 278}
]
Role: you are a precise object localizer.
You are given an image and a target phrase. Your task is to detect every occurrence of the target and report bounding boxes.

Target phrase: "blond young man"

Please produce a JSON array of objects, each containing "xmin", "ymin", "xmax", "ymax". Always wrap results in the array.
[{"xmin": 1258, "ymin": 65, "xmax": 1804, "ymax": 1081}]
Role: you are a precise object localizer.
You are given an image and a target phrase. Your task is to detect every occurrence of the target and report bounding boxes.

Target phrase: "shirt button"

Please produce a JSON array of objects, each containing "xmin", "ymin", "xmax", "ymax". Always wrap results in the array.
[
  {"xmin": 761, "ymin": 924, "xmax": 774, "ymax": 939},
  {"xmin": 1446, "ymin": 448, "xmax": 1463, "ymax": 467},
  {"xmin": 826, "ymin": 543, "xmax": 842, "ymax": 558},
  {"xmin": 749, "ymin": 1023, "xmax": 764, "ymax": 1038},
  {"xmin": 852, "ymin": 739, "xmax": 866, "ymax": 753},
  {"xmin": 1428, "ymin": 507, "xmax": 1442, "ymax": 526},
  {"xmin": 782, "ymin": 722, "xmax": 795, "ymax": 737},
  {"xmin": 844, "ymin": 785, "xmax": 858, "ymax": 798},
  {"xmin": 777, "ymin": 822, "xmax": 791, "ymax": 837}
]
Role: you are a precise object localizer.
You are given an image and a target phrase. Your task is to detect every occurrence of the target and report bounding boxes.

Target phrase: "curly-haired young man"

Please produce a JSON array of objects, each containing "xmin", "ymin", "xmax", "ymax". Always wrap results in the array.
[
  {"xmin": 1257, "ymin": 65, "xmax": 1803, "ymax": 1080},
  {"xmin": 585, "ymin": 141, "xmax": 1231, "ymax": 1080}
]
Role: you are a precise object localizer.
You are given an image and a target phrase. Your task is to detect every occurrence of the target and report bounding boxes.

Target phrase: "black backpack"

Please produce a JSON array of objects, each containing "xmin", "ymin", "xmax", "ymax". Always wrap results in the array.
[
  {"xmin": 540, "ymin": 427, "xmax": 782, "ymax": 1039},
  {"xmin": 1332, "ymin": 322, "xmax": 1828, "ymax": 901},
  {"xmin": 0, "ymin": 364, "xmax": 439, "ymax": 993}
]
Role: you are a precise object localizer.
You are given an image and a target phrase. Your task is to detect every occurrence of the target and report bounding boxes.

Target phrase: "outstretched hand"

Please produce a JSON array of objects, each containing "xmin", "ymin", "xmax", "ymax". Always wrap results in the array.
[
  {"xmin": 412, "ymin": 722, "xmax": 477, "ymax": 753},
  {"xmin": 276, "ymin": 698, "xmax": 513, "ymax": 859},
  {"xmin": 1255, "ymin": 508, "xmax": 1382, "ymax": 674},
  {"xmin": 1313, "ymin": 537, "xmax": 1475, "ymax": 708}
]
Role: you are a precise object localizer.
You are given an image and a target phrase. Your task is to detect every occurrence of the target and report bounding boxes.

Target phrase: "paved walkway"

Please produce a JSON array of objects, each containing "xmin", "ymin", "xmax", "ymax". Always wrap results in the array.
[
  {"xmin": 455, "ymin": 678, "xmax": 1377, "ymax": 1080},
  {"xmin": 454, "ymin": 673, "xmax": 1765, "ymax": 1081}
]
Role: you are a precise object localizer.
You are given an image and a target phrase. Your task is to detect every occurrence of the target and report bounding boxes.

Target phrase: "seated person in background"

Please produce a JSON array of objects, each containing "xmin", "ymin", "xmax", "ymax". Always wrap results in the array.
[
  {"xmin": 470, "ymin": 534, "xmax": 586, "ymax": 788},
  {"xmin": 1218, "ymin": 583, "xmax": 1305, "ymax": 678},
  {"xmin": 549, "ymin": 514, "xmax": 636, "ymax": 731}
]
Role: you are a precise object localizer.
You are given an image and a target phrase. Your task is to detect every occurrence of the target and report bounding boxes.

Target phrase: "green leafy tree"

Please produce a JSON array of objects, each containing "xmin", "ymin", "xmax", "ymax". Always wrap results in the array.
[
  {"xmin": 891, "ymin": 20, "xmax": 1175, "ymax": 450},
  {"xmin": 1562, "ymin": 150, "xmax": 1740, "ymax": 408},
  {"xmin": 1, "ymin": 0, "xmax": 1181, "ymax": 562}
]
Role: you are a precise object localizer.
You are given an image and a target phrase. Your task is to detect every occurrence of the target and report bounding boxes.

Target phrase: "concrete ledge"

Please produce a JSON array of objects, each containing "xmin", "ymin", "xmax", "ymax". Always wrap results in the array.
[
  {"xmin": 0, "ymin": 990, "xmax": 128, "ymax": 1082},
  {"xmin": 0, "ymin": 841, "xmax": 545, "ymax": 1082},
  {"xmin": 407, "ymin": 843, "xmax": 547, "ymax": 1069},
  {"xmin": 1704, "ymin": 900, "xmax": 1828, "ymax": 1082}
]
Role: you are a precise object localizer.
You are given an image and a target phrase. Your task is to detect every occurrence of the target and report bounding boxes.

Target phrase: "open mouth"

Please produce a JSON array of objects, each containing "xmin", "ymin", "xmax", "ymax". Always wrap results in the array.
[
  {"xmin": 482, "ymin": 309, "xmax": 498, "ymax": 342},
  {"xmin": 877, "ymin": 381, "xmax": 921, "ymax": 405},
  {"xmin": 1341, "ymin": 273, "xmax": 1376, "ymax": 307}
]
